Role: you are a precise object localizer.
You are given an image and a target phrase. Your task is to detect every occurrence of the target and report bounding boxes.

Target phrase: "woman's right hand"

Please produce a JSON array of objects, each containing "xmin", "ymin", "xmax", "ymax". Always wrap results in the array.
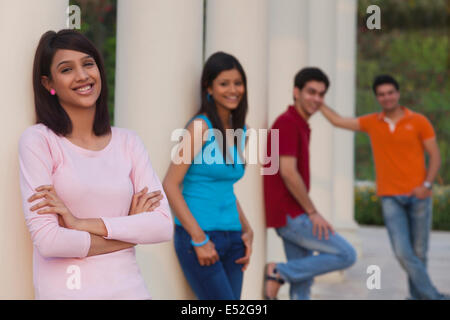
[
  {"xmin": 129, "ymin": 187, "xmax": 164, "ymax": 215},
  {"xmin": 193, "ymin": 239, "xmax": 219, "ymax": 266}
]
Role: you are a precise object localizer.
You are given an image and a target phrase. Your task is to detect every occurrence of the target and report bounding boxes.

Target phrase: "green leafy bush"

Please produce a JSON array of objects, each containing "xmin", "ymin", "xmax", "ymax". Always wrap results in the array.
[
  {"xmin": 358, "ymin": 0, "xmax": 448, "ymax": 30},
  {"xmin": 355, "ymin": 182, "xmax": 450, "ymax": 231},
  {"xmin": 70, "ymin": 0, "xmax": 117, "ymax": 124}
]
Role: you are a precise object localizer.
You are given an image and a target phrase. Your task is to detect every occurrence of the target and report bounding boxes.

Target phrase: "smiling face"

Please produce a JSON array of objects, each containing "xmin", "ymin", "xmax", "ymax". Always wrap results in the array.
[
  {"xmin": 294, "ymin": 80, "xmax": 327, "ymax": 117},
  {"xmin": 208, "ymin": 68, "xmax": 245, "ymax": 112},
  {"xmin": 41, "ymin": 49, "xmax": 101, "ymax": 110},
  {"xmin": 375, "ymin": 83, "xmax": 400, "ymax": 112}
]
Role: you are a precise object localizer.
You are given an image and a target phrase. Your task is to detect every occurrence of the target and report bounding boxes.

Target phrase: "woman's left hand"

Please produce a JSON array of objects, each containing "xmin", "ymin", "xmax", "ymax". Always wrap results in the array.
[
  {"xmin": 235, "ymin": 227, "xmax": 253, "ymax": 272},
  {"xmin": 28, "ymin": 185, "xmax": 80, "ymax": 229}
]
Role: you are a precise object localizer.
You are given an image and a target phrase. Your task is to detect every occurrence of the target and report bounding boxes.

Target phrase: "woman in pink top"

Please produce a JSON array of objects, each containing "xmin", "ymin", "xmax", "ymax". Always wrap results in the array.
[{"xmin": 18, "ymin": 29, "xmax": 173, "ymax": 299}]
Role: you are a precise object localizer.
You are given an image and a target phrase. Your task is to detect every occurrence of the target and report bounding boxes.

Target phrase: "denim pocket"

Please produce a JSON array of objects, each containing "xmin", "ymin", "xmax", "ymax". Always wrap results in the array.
[
  {"xmin": 230, "ymin": 231, "xmax": 244, "ymax": 247},
  {"xmin": 410, "ymin": 196, "xmax": 431, "ymax": 218},
  {"xmin": 288, "ymin": 214, "xmax": 310, "ymax": 229}
]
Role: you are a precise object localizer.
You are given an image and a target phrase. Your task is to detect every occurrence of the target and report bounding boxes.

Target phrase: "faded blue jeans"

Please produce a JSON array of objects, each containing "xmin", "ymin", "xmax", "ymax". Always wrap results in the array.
[
  {"xmin": 381, "ymin": 195, "xmax": 443, "ymax": 300},
  {"xmin": 275, "ymin": 214, "xmax": 357, "ymax": 300},
  {"xmin": 174, "ymin": 225, "xmax": 245, "ymax": 300}
]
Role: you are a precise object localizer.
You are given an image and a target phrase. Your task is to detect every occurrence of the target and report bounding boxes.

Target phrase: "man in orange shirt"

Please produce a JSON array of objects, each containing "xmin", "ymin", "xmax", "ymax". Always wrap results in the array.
[{"xmin": 320, "ymin": 75, "xmax": 446, "ymax": 299}]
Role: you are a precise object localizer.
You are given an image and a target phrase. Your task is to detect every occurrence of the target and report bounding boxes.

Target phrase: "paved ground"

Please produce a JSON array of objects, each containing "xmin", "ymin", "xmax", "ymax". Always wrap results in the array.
[{"xmin": 279, "ymin": 226, "xmax": 450, "ymax": 300}]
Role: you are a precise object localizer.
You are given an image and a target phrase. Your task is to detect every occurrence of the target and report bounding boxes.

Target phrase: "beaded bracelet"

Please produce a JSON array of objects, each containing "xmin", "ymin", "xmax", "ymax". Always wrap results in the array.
[{"xmin": 190, "ymin": 235, "xmax": 210, "ymax": 247}]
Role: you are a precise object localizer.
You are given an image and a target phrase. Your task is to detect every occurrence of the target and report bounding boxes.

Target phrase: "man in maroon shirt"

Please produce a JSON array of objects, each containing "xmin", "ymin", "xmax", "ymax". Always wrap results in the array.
[{"xmin": 263, "ymin": 67, "xmax": 356, "ymax": 300}]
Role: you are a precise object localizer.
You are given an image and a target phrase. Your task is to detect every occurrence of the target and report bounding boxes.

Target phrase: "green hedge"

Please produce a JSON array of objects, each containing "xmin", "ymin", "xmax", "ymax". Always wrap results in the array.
[
  {"xmin": 355, "ymin": 182, "xmax": 450, "ymax": 231},
  {"xmin": 358, "ymin": 0, "xmax": 448, "ymax": 30},
  {"xmin": 70, "ymin": 0, "xmax": 117, "ymax": 124}
]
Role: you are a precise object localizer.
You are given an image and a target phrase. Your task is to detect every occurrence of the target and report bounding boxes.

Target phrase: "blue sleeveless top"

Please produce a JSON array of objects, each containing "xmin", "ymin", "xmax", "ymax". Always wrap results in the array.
[{"xmin": 174, "ymin": 115, "xmax": 247, "ymax": 231}]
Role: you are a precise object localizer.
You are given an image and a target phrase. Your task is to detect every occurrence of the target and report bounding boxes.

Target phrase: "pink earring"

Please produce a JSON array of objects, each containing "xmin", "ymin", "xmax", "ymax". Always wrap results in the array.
[{"xmin": 50, "ymin": 89, "xmax": 56, "ymax": 95}]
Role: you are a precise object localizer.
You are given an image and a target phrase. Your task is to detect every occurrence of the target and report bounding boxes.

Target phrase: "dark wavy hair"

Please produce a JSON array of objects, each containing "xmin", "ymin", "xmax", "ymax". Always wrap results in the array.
[
  {"xmin": 196, "ymin": 52, "xmax": 248, "ymax": 165},
  {"xmin": 32, "ymin": 29, "xmax": 110, "ymax": 136},
  {"xmin": 294, "ymin": 67, "xmax": 330, "ymax": 91},
  {"xmin": 372, "ymin": 74, "xmax": 399, "ymax": 95}
]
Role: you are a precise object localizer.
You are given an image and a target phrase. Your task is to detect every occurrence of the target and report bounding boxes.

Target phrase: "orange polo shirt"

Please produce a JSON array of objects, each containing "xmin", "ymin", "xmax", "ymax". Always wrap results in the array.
[{"xmin": 358, "ymin": 107, "xmax": 435, "ymax": 196}]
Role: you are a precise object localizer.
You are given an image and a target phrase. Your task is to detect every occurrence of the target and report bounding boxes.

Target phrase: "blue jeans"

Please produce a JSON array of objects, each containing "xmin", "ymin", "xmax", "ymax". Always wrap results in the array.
[
  {"xmin": 174, "ymin": 225, "xmax": 245, "ymax": 300},
  {"xmin": 275, "ymin": 214, "xmax": 357, "ymax": 300},
  {"xmin": 381, "ymin": 195, "xmax": 443, "ymax": 300}
]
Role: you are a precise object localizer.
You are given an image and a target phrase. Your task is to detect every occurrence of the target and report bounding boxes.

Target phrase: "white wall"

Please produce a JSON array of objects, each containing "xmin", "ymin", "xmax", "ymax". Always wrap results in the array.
[
  {"xmin": 114, "ymin": 0, "xmax": 204, "ymax": 299},
  {"xmin": 0, "ymin": 0, "xmax": 69, "ymax": 299}
]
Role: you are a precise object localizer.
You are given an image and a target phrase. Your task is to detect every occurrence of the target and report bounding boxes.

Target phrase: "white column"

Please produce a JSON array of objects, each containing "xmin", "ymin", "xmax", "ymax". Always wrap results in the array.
[
  {"xmin": 308, "ymin": 0, "xmax": 361, "ymax": 284},
  {"xmin": 267, "ymin": 0, "xmax": 309, "ymax": 125},
  {"xmin": 115, "ymin": 0, "xmax": 204, "ymax": 299},
  {"xmin": 266, "ymin": 0, "xmax": 309, "ymax": 299},
  {"xmin": 0, "ymin": 0, "xmax": 69, "ymax": 299},
  {"xmin": 205, "ymin": 0, "xmax": 269, "ymax": 299},
  {"xmin": 307, "ymin": 0, "xmax": 359, "ymax": 238},
  {"xmin": 265, "ymin": 0, "xmax": 360, "ymax": 292},
  {"xmin": 332, "ymin": 0, "xmax": 360, "ymax": 246},
  {"xmin": 308, "ymin": 0, "xmax": 337, "ymax": 224}
]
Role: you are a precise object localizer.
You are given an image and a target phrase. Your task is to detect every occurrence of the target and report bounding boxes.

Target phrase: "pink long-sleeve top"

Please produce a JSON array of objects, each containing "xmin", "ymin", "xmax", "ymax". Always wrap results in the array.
[{"xmin": 18, "ymin": 124, "xmax": 173, "ymax": 299}]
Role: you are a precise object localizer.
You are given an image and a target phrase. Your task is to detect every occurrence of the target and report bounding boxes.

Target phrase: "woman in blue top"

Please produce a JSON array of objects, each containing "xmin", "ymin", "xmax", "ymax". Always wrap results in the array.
[{"xmin": 163, "ymin": 52, "xmax": 253, "ymax": 300}]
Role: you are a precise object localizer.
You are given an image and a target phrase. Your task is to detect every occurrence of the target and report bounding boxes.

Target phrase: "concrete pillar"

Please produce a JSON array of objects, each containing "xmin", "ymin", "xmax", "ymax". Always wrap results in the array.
[
  {"xmin": 0, "ymin": 0, "xmax": 69, "ymax": 299},
  {"xmin": 114, "ymin": 0, "xmax": 204, "ymax": 299},
  {"xmin": 332, "ymin": 0, "xmax": 359, "ymax": 234},
  {"xmin": 266, "ymin": 0, "xmax": 310, "ymax": 299},
  {"xmin": 308, "ymin": 0, "xmax": 361, "ymax": 283},
  {"xmin": 205, "ymin": 0, "xmax": 269, "ymax": 299},
  {"xmin": 267, "ymin": 0, "xmax": 309, "ymax": 126},
  {"xmin": 308, "ymin": 0, "xmax": 337, "ymax": 226},
  {"xmin": 265, "ymin": 0, "xmax": 360, "ymax": 295},
  {"xmin": 298, "ymin": 0, "xmax": 360, "ymax": 251}
]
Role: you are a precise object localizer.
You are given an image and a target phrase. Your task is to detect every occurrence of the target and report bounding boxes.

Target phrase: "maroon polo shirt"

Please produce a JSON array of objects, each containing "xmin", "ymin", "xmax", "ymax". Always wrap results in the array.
[{"xmin": 263, "ymin": 105, "xmax": 311, "ymax": 228}]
